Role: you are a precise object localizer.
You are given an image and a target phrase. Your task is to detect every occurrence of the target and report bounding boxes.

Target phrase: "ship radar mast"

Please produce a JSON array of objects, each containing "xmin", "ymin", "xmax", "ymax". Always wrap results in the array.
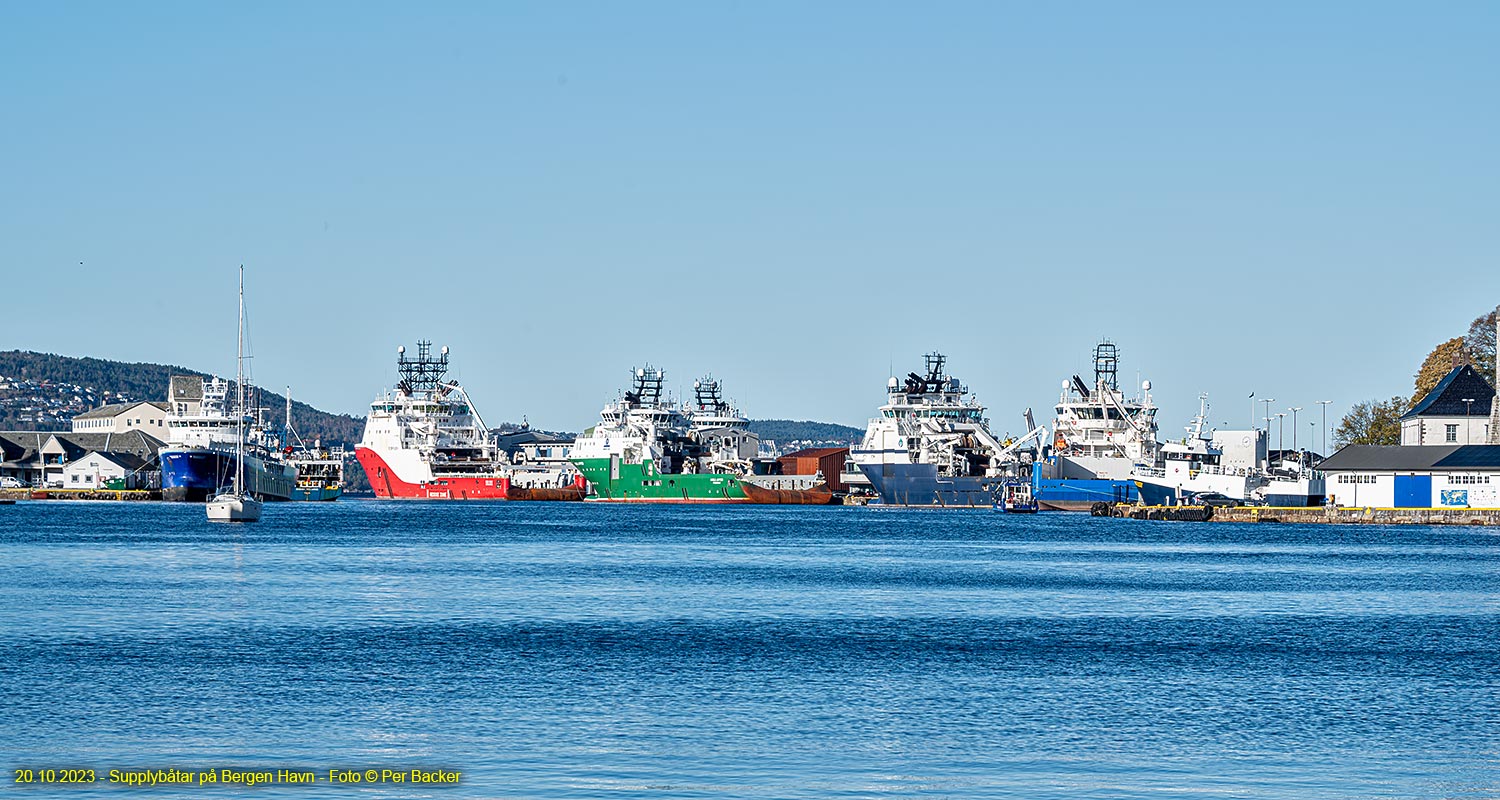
[
  {"xmin": 624, "ymin": 365, "xmax": 665, "ymax": 407},
  {"xmin": 396, "ymin": 340, "xmax": 449, "ymax": 395},
  {"xmin": 1093, "ymin": 340, "xmax": 1119, "ymax": 392},
  {"xmin": 694, "ymin": 376, "xmax": 728, "ymax": 415}
]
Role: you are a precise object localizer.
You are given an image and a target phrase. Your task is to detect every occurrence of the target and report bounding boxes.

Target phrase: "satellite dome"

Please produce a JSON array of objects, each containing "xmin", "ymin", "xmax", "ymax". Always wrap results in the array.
[
  {"xmin": 397, "ymin": 345, "xmax": 405, "ymax": 354},
  {"xmin": 441, "ymin": 345, "xmax": 449, "ymax": 355},
  {"xmin": 693, "ymin": 380, "xmax": 701, "ymax": 389},
  {"xmin": 637, "ymin": 368, "xmax": 646, "ymax": 378},
  {"xmin": 1142, "ymin": 380, "xmax": 1152, "ymax": 391},
  {"xmin": 887, "ymin": 376, "xmax": 899, "ymax": 389}
]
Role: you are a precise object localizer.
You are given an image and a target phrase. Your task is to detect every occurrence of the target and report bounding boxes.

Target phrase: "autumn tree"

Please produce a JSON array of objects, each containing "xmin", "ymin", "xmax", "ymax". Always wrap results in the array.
[
  {"xmin": 1333, "ymin": 396, "xmax": 1406, "ymax": 447},
  {"xmin": 1412, "ymin": 337, "xmax": 1471, "ymax": 406},
  {"xmin": 1464, "ymin": 307, "xmax": 1497, "ymax": 381}
]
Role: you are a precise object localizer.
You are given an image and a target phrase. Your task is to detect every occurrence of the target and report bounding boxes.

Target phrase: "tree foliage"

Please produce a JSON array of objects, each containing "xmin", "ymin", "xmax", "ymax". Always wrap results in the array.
[
  {"xmin": 1334, "ymin": 396, "xmax": 1406, "ymax": 448},
  {"xmin": 1412, "ymin": 337, "xmax": 1470, "ymax": 407},
  {"xmin": 1464, "ymin": 307, "xmax": 1497, "ymax": 382}
]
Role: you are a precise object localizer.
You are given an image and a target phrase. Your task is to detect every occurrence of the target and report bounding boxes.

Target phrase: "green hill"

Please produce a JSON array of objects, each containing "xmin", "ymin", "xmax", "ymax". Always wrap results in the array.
[
  {"xmin": 0, "ymin": 350, "xmax": 364, "ymax": 446},
  {"xmin": 747, "ymin": 419, "xmax": 862, "ymax": 445}
]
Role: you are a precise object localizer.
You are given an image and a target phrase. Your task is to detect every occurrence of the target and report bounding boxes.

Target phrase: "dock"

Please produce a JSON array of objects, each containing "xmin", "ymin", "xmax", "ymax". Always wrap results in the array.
[
  {"xmin": 1105, "ymin": 503, "xmax": 1500, "ymax": 526},
  {"xmin": 1, "ymin": 488, "xmax": 161, "ymax": 502}
]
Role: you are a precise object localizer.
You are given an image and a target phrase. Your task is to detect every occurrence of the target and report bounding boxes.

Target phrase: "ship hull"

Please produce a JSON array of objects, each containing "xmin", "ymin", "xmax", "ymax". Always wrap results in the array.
[
  {"xmin": 856, "ymin": 462, "xmax": 1000, "ymax": 508},
  {"xmin": 160, "ymin": 447, "xmax": 297, "ymax": 502},
  {"xmin": 290, "ymin": 485, "xmax": 343, "ymax": 502},
  {"xmin": 572, "ymin": 457, "xmax": 750, "ymax": 503},
  {"xmin": 355, "ymin": 447, "xmax": 511, "ymax": 500},
  {"xmin": 740, "ymin": 482, "xmax": 838, "ymax": 505},
  {"xmin": 1034, "ymin": 478, "xmax": 1139, "ymax": 511}
]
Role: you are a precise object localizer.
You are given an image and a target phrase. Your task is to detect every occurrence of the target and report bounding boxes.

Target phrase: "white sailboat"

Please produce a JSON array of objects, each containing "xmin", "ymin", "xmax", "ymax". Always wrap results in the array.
[{"xmin": 207, "ymin": 266, "xmax": 263, "ymax": 523}]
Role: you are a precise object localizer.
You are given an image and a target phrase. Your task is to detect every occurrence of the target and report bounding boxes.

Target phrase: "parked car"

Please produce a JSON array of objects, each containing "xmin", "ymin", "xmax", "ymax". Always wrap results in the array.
[
  {"xmin": 1192, "ymin": 492, "xmax": 1240, "ymax": 508},
  {"xmin": 0, "ymin": 477, "xmax": 23, "ymax": 489}
]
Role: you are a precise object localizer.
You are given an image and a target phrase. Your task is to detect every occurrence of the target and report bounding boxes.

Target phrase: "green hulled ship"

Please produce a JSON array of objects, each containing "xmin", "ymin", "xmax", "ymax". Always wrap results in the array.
[{"xmin": 571, "ymin": 367, "xmax": 831, "ymax": 503}]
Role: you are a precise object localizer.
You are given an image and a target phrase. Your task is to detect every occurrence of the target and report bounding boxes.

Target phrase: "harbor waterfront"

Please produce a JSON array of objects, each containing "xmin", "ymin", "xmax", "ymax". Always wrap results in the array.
[{"xmin": 4, "ymin": 500, "xmax": 1498, "ymax": 799}]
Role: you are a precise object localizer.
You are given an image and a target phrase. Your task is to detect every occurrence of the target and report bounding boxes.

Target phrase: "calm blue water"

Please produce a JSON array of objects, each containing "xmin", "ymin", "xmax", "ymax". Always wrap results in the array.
[{"xmin": 2, "ymin": 501, "xmax": 1498, "ymax": 798}]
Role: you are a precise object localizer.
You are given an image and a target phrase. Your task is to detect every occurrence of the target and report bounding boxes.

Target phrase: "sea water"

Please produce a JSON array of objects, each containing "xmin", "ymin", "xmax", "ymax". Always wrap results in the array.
[{"xmin": 2, "ymin": 501, "xmax": 1497, "ymax": 798}]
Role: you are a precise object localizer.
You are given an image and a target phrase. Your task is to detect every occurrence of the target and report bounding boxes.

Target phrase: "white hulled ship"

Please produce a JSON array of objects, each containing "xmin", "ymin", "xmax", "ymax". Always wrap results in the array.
[{"xmin": 851, "ymin": 353, "xmax": 1046, "ymax": 507}]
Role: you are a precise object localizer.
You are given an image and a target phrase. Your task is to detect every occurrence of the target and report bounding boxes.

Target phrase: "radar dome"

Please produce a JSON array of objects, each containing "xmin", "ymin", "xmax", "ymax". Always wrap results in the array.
[
  {"xmin": 1142, "ymin": 380, "xmax": 1152, "ymax": 391},
  {"xmin": 887, "ymin": 376, "xmax": 899, "ymax": 389},
  {"xmin": 397, "ymin": 345, "xmax": 405, "ymax": 354},
  {"xmin": 441, "ymin": 345, "xmax": 449, "ymax": 355},
  {"xmin": 637, "ymin": 368, "xmax": 645, "ymax": 378},
  {"xmin": 693, "ymin": 380, "xmax": 701, "ymax": 389}
]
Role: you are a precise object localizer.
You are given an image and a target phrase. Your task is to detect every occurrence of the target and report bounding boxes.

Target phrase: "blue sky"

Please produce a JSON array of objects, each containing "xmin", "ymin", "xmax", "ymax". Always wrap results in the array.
[{"xmin": 3, "ymin": 2, "xmax": 1497, "ymax": 443}]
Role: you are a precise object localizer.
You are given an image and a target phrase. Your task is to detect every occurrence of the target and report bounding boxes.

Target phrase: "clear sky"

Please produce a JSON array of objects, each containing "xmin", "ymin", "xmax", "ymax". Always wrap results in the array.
[{"xmin": 3, "ymin": 2, "xmax": 1497, "ymax": 444}]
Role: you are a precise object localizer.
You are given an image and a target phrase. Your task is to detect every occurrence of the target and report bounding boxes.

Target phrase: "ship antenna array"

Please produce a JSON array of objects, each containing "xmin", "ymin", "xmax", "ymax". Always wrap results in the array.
[
  {"xmin": 397, "ymin": 340, "xmax": 449, "ymax": 393},
  {"xmin": 694, "ymin": 376, "xmax": 726, "ymax": 413},
  {"xmin": 924, "ymin": 352, "xmax": 947, "ymax": 384},
  {"xmin": 630, "ymin": 365, "xmax": 664, "ymax": 406},
  {"xmin": 1094, "ymin": 340, "xmax": 1119, "ymax": 391}
]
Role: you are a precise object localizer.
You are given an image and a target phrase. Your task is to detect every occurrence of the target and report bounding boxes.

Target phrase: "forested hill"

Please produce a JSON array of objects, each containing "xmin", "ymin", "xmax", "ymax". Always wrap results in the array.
[
  {"xmin": 0, "ymin": 350, "xmax": 364, "ymax": 446},
  {"xmin": 747, "ymin": 419, "xmax": 863, "ymax": 445}
]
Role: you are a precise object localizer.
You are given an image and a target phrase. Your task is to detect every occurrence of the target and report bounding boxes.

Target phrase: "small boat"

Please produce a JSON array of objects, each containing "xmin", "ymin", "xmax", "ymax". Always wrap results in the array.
[
  {"xmin": 999, "ymin": 479, "xmax": 1039, "ymax": 513},
  {"xmin": 207, "ymin": 266, "xmax": 262, "ymax": 523}
]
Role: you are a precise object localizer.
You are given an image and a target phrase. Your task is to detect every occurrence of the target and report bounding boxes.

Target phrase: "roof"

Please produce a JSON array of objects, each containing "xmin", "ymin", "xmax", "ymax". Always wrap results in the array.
[
  {"xmin": 43, "ymin": 430, "xmax": 165, "ymax": 461},
  {"xmin": 1318, "ymin": 444, "xmax": 1500, "ymax": 471},
  {"xmin": 66, "ymin": 450, "xmax": 150, "ymax": 472},
  {"xmin": 0, "ymin": 431, "xmax": 49, "ymax": 466},
  {"xmin": 495, "ymin": 430, "xmax": 572, "ymax": 451},
  {"xmin": 168, "ymin": 375, "xmax": 204, "ymax": 402},
  {"xmin": 73, "ymin": 401, "xmax": 162, "ymax": 420},
  {"xmin": 1402, "ymin": 365, "xmax": 1495, "ymax": 420}
]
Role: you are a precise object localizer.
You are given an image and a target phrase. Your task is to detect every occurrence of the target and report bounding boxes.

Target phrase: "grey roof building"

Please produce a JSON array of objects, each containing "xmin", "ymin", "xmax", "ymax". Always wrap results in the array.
[{"xmin": 1400, "ymin": 364, "xmax": 1495, "ymax": 446}]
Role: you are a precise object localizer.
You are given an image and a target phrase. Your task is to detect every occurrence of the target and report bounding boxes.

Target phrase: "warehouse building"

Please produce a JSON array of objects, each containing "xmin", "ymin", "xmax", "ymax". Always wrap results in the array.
[{"xmin": 1319, "ymin": 444, "xmax": 1500, "ymax": 508}]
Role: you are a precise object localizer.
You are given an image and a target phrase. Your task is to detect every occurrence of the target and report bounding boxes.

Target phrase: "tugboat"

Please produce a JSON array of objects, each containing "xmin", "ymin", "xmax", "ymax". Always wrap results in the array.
[
  {"xmin": 1034, "ymin": 341, "xmax": 1160, "ymax": 510},
  {"xmin": 850, "ymin": 353, "xmax": 1046, "ymax": 507},
  {"xmin": 354, "ymin": 342, "xmax": 582, "ymax": 500},
  {"xmin": 999, "ymin": 478, "xmax": 1039, "ymax": 513},
  {"xmin": 569, "ymin": 367, "xmax": 835, "ymax": 503},
  {"xmin": 281, "ymin": 392, "xmax": 344, "ymax": 501}
]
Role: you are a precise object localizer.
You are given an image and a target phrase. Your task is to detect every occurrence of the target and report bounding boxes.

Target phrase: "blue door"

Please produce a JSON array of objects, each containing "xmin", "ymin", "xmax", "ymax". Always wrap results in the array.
[{"xmin": 1394, "ymin": 474, "xmax": 1432, "ymax": 508}]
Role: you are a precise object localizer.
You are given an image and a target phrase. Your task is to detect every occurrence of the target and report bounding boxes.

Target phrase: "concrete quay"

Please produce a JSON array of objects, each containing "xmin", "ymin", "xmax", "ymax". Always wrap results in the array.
[{"xmin": 1108, "ymin": 503, "xmax": 1500, "ymax": 526}]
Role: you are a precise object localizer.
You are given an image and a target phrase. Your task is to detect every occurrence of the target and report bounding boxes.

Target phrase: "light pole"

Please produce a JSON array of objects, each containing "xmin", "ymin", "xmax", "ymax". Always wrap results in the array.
[
  {"xmin": 1463, "ymin": 398, "xmax": 1475, "ymax": 444},
  {"xmin": 1276, "ymin": 412, "xmax": 1286, "ymax": 460},
  {"xmin": 1317, "ymin": 400, "xmax": 1332, "ymax": 459},
  {"xmin": 1261, "ymin": 398, "xmax": 1275, "ymax": 449},
  {"xmin": 1290, "ymin": 407, "xmax": 1302, "ymax": 452}
]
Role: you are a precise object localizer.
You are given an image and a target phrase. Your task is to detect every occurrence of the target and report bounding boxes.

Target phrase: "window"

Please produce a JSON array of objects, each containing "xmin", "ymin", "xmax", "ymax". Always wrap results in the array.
[{"xmin": 1445, "ymin": 424, "xmax": 1458, "ymax": 443}]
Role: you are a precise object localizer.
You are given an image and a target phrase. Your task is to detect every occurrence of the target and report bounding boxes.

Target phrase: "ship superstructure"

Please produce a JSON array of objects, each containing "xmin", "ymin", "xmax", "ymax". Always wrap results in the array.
[
  {"xmin": 355, "ymin": 342, "xmax": 580, "ymax": 500},
  {"xmin": 159, "ymin": 376, "xmax": 298, "ymax": 502},
  {"xmin": 1034, "ymin": 341, "xmax": 1161, "ymax": 509},
  {"xmin": 852, "ymin": 353, "xmax": 1045, "ymax": 507},
  {"xmin": 283, "ymin": 392, "xmax": 344, "ymax": 501}
]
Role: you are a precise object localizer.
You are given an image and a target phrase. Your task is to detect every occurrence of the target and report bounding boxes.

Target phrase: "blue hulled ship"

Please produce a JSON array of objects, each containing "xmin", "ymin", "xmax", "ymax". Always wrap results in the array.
[{"xmin": 158, "ymin": 376, "xmax": 297, "ymax": 502}]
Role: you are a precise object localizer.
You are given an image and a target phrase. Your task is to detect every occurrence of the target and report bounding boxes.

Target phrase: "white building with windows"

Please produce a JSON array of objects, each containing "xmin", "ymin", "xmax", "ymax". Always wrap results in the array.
[
  {"xmin": 1320, "ymin": 445, "xmax": 1500, "ymax": 508},
  {"xmin": 1400, "ymin": 364, "xmax": 1493, "ymax": 446},
  {"xmin": 71, "ymin": 401, "xmax": 170, "ymax": 435}
]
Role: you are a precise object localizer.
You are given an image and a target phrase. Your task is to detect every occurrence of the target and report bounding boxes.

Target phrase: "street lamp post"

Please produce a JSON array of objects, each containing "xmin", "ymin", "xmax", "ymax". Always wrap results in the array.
[
  {"xmin": 1463, "ymin": 398, "xmax": 1475, "ymax": 444},
  {"xmin": 1276, "ymin": 413, "xmax": 1287, "ymax": 461},
  {"xmin": 1290, "ymin": 407, "xmax": 1302, "ymax": 452},
  {"xmin": 1317, "ymin": 400, "xmax": 1332, "ymax": 459}
]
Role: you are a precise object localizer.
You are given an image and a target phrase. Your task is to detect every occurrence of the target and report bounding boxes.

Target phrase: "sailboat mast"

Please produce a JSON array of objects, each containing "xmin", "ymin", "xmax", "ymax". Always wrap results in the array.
[{"xmin": 236, "ymin": 265, "xmax": 246, "ymax": 495}]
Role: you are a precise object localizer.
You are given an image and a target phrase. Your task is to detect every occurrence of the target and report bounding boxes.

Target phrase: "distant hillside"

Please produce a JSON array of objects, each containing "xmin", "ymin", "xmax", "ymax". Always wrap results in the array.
[
  {"xmin": 0, "ymin": 350, "xmax": 364, "ymax": 446},
  {"xmin": 748, "ymin": 419, "xmax": 862, "ymax": 445}
]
